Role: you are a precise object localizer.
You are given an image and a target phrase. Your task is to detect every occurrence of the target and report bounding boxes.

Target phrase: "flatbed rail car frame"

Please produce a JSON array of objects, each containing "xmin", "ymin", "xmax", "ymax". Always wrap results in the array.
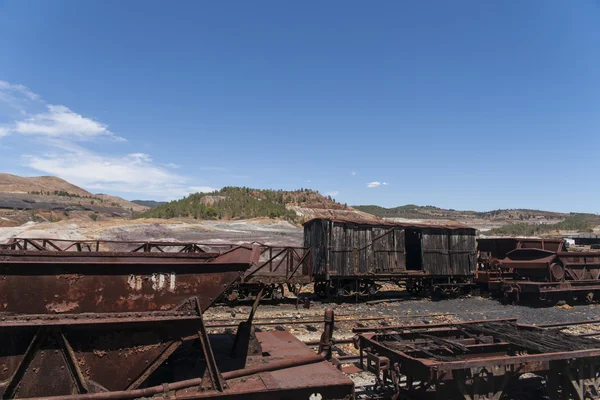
[
  {"xmin": 355, "ymin": 319, "xmax": 600, "ymax": 400},
  {"xmin": 3, "ymin": 238, "xmax": 313, "ymax": 301}
]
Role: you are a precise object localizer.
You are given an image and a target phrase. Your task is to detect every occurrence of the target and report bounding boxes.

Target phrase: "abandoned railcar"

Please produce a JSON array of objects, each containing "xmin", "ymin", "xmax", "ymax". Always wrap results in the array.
[{"xmin": 303, "ymin": 217, "xmax": 477, "ymax": 297}]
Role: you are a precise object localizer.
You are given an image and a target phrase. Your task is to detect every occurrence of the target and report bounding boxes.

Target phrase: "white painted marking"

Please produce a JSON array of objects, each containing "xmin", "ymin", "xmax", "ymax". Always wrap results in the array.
[{"xmin": 169, "ymin": 272, "xmax": 176, "ymax": 292}]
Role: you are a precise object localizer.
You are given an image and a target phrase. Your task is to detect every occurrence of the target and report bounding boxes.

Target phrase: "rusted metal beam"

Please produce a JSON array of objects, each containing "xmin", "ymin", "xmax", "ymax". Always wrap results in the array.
[
  {"xmin": 352, "ymin": 318, "xmax": 518, "ymax": 333},
  {"xmin": 207, "ymin": 316, "xmax": 384, "ymax": 329}
]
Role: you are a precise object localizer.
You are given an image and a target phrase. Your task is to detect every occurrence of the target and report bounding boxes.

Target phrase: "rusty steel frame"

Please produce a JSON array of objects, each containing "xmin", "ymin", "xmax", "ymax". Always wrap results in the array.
[
  {"xmin": 0, "ymin": 243, "xmax": 354, "ymax": 399},
  {"xmin": 4, "ymin": 238, "xmax": 313, "ymax": 301},
  {"xmin": 486, "ymin": 248, "xmax": 600, "ymax": 304},
  {"xmin": 1, "ymin": 307, "xmax": 354, "ymax": 400},
  {"xmin": 356, "ymin": 319, "xmax": 600, "ymax": 399},
  {"xmin": 0, "ymin": 245, "xmax": 256, "ymax": 397}
]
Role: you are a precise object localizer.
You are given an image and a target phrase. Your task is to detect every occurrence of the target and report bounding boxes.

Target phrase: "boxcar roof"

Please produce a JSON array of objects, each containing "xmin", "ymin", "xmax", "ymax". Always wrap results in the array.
[{"xmin": 302, "ymin": 217, "xmax": 475, "ymax": 231}]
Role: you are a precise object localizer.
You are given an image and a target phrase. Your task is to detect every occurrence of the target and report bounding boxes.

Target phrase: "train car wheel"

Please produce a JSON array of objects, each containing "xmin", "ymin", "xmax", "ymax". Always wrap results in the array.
[{"xmin": 550, "ymin": 262, "xmax": 565, "ymax": 282}]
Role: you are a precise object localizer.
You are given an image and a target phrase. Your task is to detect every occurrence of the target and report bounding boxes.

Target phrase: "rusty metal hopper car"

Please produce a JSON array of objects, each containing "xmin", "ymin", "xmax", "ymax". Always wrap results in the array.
[
  {"xmin": 355, "ymin": 319, "xmax": 600, "ymax": 399},
  {"xmin": 0, "ymin": 244, "xmax": 354, "ymax": 399},
  {"xmin": 475, "ymin": 238, "xmax": 565, "ymax": 286},
  {"xmin": 2, "ymin": 238, "xmax": 313, "ymax": 302},
  {"xmin": 303, "ymin": 218, "xmax": 477, "ymax": 298},
  {"xmin": 488, "ymin": 247, "xmax": 600, "ymax": 305}
]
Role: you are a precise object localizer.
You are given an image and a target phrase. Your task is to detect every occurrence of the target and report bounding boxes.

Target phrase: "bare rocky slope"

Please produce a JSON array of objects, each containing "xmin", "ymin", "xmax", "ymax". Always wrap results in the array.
[
  {"xmin": 0, "ymin": 174, "xmax": 148, "ymax": 227},
  {"xmin": 353, "ymin": 204, "xmax": 574, "ymax": 231}
]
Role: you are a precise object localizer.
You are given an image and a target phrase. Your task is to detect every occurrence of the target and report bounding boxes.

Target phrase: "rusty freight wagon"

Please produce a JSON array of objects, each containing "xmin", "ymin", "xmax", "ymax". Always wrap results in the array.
[
  {"xmin": 0, "ymin": 244, "xmax": 354, "ymax": 399},
  {"xmin": 3, "ymin": 238, "xmax": 313, "ymax": 302},
  {"xmin": 489, "ymin": 247, "xmax": 600, "ymax": 305},
  {"xmin": 303, "ymin": 218, "xmax": 477, "ymax": 298},
  {"xmin": 475, "ymin": 238, "xmax": 565, "ymax": 286}
]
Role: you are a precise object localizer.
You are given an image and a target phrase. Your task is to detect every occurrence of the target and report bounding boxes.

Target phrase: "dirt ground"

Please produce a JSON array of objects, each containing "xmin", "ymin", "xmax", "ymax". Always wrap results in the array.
[{"xmin": 0, "ymin": 218, "xmax": 303, "ymax": 245}]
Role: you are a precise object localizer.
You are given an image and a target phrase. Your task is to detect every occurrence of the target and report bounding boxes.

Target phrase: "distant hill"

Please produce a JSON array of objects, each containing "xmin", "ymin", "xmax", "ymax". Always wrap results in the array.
[
  {"xmin": 353, "ymin": 204, "xmax": 567, "ymax": 221},
  {"xmin": 486, "ymin": 213, "xmax": 600, "ymax": 236},
  {"xmin": 138, "ymin": 187, "xmax": 378, "ymax": 223},
  {"xmin": 131, "ymin": 200, "xmax": 168, "ymax": 208},
  {"xmin": 0, "ymin": 173, "xmax": 93, "ymax": 197},
  {"xmin": 352, "ymin": 204, "xmax": 576, "ymax": 232},
  {"xmin": 0, "ymin": 173, "xmax": 148, "ymax": 226}
]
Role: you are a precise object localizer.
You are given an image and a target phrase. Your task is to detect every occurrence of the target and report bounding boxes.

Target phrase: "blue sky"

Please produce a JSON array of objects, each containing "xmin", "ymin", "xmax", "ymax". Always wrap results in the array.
[{"xmin": 0, "ymin": 1, "xmax": 599, "ymax": 212}]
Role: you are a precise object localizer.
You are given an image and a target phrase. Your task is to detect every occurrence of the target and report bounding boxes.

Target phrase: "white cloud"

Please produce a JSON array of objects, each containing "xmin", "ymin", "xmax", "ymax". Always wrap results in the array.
[
  {"xmin": 0, "ymin": 81, "xmax": 218, "ymax": 200},
  {"xmin": 0, "ymin": 80, "xmax": 40, "ymax": 103},
  {"xmin": 351, "ymin": 171, "xmax": 356, "ymax": 176},
  {"xmin": 164, "ymin": 163, "xmax": 180, "ymax": 169},
  {"xmin": 13, "ymin": 104, "xmax": 124, "ymax": 141},
  {"xmin": 189, "ymin": 186, "xmax": 219, "ymax": 193},
  {"xmin": 367, "ymin": 181, "xmax": 389, "ymax": 188},
  {"xmin": 305, "ymin": 179, "xmax": 312, "ymax": 183},
  {"xmin": 326, "ymin": 191, "xmax": 339, "ymax": 197},
  {"xmin": 22, "ymin": 146, "xmax": 196, "ymax": 199}
]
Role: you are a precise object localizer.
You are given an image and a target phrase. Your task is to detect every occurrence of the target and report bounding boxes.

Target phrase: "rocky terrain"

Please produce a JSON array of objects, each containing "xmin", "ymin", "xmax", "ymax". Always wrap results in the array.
[
  {"xmin": 0, "ymin": 174, "xmax": 147, "ymax": 226},
  {"xmin": 0, "ymin": 217, "xmax": 304, "ymax": 246}
]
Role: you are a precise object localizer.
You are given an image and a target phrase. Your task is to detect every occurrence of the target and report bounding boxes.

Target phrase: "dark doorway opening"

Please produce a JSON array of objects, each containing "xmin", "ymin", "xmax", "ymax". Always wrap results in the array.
[{"xmin": 405, "ymin": 229, "xmax": 423, "ymax": 270}]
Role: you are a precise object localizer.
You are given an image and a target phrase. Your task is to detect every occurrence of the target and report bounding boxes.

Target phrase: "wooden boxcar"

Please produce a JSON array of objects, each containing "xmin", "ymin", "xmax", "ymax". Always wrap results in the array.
[{"xmin": 303, "ymin": 218, "xmax": 477, "ymax": 298}]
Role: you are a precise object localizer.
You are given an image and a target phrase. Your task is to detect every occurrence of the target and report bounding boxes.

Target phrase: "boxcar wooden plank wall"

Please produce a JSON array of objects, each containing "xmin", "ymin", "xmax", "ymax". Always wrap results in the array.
[
  {"xmin": 449, "ymin": 229, "xmax": 477, "ymax": 276},
  {"xmin": 304, "ymin": 218, "xmax": 476, "ymax": 280},
  {"xmin": 422, "ymin": 229, "xmax": 450, "ymax": 275}
]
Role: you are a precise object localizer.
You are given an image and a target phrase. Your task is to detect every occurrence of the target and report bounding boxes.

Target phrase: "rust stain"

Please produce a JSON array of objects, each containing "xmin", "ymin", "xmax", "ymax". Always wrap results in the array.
[
  {"xmin": 78, "ymin": 357, "xmax": 91, "ymax": 377},
  {"xmin": 93, "ymin": 350, "xmax": 108, "ymax": 358},
  {"xmin": 46, "ymin": 301, "xmax": 79, "ymax": 313},
  {"xmin": 56, "ymin": 274, "xmax": 84, "ymax": 284}
]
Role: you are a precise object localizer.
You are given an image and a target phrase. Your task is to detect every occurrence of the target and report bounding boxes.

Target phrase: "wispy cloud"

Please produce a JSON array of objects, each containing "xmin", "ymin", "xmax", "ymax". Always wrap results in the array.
[
  {"xmin": 22, "ymin": 144, "xmax": 196, "ymax": 199},
  {"xmin": 0, "ymin": 81, "xmax": 40, "ymax": 108},
  {"xmin": 199, "ymin": 166, "xmax": 228, "ymax": 172},
  {"xmin": 326, "ymin": 190, "xmax": 339, "ymax": 197},
  {"xmin": 0, "ymin": 81, "xmax": 215, "ymax": 200},
  {"xmin": 0, "ymin": 82, "xmax": 123, "ymax": 141},
  {"xmin": 12, "ymin": 105, "xmax": 125, "ymax": 141},
  {"xmin": 189, "ymin": 186, "xmax": 219, "ymax": 193},
  {"xmin": 351, "ymin": 171, "xmax": 356, "ymax": 176},
  {"xmin": 366, "ymin": 181, "xmax": 389, "ymax": 188}
]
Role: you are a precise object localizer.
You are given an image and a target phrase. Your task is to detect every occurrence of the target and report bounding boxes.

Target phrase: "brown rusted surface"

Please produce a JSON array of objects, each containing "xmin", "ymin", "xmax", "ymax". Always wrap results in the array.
[
  {"xmin": 5, "ymin": 239, "xmax": 312, "ymax": 302},
  {"xmin": 475, "ymin": 238, "xmax": 566, "ymax": 286},
  {"xmin": 0, "ymin": 246, "xmax": 355, "ymax": 400},
  {"xmin": 0, "ymin": 245, "xmax": 260, "ymax": 398},
  {"xmin": 488, "ymin": 247, "xmax": 600, "ymax": 303},
  {"xmin": 357, "ymin": 319, "xmax": 600, "ymax": 399},
  {"xmin": 0, "ymin": 246, "xmax": 256, "ymax": 315},
  {"xmin": 4, "ymin": 309, "xmax": 354, "ymax": 400}
]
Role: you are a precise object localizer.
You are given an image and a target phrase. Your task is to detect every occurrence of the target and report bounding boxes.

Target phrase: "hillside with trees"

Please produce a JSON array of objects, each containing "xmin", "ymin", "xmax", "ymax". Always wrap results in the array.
[{"xmin": 137, "ymin": 187, "xmax": 350, "ymax": 222}]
